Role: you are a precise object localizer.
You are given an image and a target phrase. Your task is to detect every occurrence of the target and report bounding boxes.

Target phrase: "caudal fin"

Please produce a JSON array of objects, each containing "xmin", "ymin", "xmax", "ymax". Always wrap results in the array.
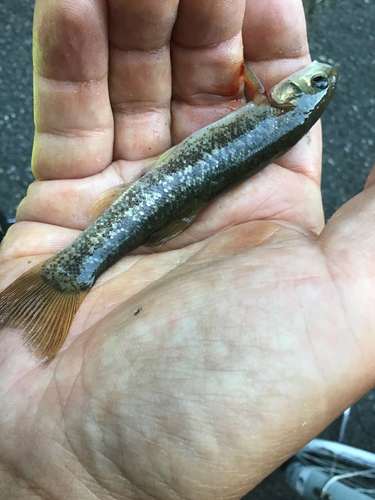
[{"xmin": 0, "ymin": 262, "xmax": 88, "ymax": 362}]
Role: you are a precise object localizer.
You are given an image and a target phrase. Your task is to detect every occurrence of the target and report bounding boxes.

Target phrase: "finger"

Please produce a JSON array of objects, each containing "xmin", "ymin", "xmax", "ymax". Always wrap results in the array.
[
  {"xmin": 107, "ymin": 0, "xmax": 178, "ymax": 161},
  {"xmin": 320, "ymin": 180, "xmax": 375, "ymax": 259},
  {"xmin": 32, "ymin": 0, "xmax": 114, "ymax": 181},
  {"xmin": 171, "ymin": 0, "xmax": 246, "ymax": 143},
  {"xmin": 242, "ymin": 0, "xmax": 321, "ymax": 184},
  {"xmin": 318, "ymin": 182, "xmax": 375, "ymax": 378},
  {"xmin": 243, "ymin": 0, "xmax": 309, "ymax": 76}
]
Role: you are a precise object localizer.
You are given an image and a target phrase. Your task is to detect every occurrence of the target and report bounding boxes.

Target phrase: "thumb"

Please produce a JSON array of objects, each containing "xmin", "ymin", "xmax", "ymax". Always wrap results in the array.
[
  {"xmin": 318, "ymin": 163, "xmax": 375, "ymax": 387},
  {"xmin": 320, "ymin": 164, "xmax": 375, "ymax": 264}
]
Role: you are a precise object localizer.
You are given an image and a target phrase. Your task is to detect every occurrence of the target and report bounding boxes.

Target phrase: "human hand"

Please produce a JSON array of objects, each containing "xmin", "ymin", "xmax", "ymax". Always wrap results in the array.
[{"xmin": 1, "ymin": 0, "xmax": 374, "ymax": 498}]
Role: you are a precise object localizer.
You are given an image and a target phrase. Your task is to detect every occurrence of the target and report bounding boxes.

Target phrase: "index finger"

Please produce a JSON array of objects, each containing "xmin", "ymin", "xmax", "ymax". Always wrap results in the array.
[
  {"xmin": 243, "ymin": 0, "xmax": 309, "ymax": 86},
  {"xmin": 32, "ymin": 0, "xmax": 114, "ymax": 181}
]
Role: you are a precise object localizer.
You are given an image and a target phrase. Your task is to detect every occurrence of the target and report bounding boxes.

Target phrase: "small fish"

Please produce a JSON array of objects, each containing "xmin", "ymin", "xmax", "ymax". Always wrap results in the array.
[{"xmin": 0, "ymin": 61, "xmax": 338, "ymax": 362}]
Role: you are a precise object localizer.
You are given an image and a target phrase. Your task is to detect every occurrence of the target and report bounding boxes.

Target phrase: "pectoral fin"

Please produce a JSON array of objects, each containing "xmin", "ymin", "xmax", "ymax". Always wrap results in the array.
[
  {"xmin": 145, "ymin": 199, "xmax": 206, "ymax": 247},
  {"xmin": 243, "ymin": 64, "xmax": 269, "ymax": 106}
]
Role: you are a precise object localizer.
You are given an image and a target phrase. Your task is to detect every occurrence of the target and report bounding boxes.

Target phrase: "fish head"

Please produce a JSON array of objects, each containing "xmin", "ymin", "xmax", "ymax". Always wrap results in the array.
[{"xmin": 268, "ymin": 61, "xmax": 338, "ymax": 110}]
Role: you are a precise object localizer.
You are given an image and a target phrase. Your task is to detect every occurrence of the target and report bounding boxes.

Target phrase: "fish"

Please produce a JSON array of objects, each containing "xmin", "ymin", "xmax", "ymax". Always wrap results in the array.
[{"xmin": 0, "ymin": 61, "xmax": 338, "ymax": 362}]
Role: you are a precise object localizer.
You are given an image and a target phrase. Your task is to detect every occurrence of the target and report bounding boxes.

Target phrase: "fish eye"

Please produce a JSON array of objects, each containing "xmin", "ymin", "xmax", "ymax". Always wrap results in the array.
[{"xmin": 311, "ymin": 74, "xmax": 329, "ymax": 90}]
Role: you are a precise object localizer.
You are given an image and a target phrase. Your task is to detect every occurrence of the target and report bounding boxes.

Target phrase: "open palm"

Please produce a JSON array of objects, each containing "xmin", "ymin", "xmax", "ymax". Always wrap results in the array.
[{"xmin": 1, "ymin": 0, "xmax": 375, "ymax": 498}]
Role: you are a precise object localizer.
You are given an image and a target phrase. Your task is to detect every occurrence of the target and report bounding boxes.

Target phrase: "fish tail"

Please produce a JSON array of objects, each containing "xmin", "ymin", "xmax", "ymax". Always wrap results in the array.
[{"xmin": 0, "ymin": 262, "xmax": 88, "ymax": 362}]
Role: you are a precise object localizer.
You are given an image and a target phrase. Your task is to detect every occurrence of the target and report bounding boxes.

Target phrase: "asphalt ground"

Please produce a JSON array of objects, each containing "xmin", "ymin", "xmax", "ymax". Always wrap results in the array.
[{"xmin": 0, "ymin": 0, "xmax": 375, "ymax": 498}]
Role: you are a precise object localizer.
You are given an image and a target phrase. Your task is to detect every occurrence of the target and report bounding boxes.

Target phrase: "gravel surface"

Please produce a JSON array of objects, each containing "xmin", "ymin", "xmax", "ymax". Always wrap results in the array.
[
  {"xmin": 308, "ymin": 0, "xmax": 375, "ymax": 219},
  {"xmin": 1, "ymin": 0, "xmax": 375, "ymax": 498},
  {"xmin": 0, "ymin": 0, "xmax": 34, "ymax": 218}
]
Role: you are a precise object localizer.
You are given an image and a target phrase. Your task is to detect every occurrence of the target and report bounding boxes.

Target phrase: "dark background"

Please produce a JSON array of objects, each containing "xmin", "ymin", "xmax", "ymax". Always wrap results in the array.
[{"xmin": 0, "ymin": 0, "xmax": 375, "ymax": 498}]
